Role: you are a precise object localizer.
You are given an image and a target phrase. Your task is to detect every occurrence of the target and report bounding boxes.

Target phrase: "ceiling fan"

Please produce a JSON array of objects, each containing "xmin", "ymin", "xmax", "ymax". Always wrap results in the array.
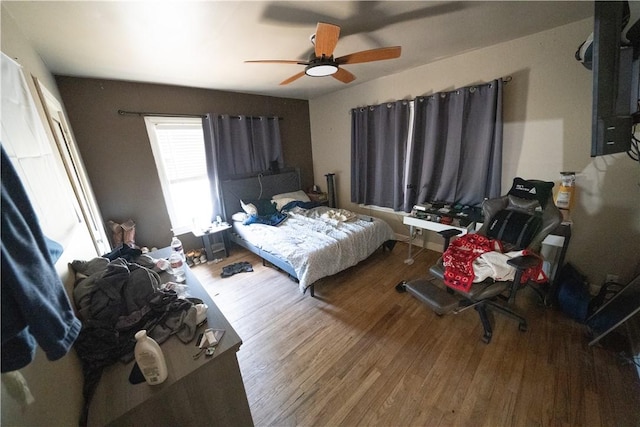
[{"xmin": 245, "ymin": 22, "xmax": 401, "ymax": 85}]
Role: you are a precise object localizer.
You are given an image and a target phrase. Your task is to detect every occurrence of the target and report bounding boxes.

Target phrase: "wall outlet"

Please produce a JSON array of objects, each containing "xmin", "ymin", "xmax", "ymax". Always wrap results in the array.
[{"xmin": 606, "ymin": 274, "xmax": 620, "ymax": 283}]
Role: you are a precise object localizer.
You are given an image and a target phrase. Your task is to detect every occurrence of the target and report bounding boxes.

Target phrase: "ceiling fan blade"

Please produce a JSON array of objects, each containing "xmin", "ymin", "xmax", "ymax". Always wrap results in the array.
[
  {"xmin": 314, "ymin": 22, "xmax": 340, "ymax": 58},
  {"xmin": 280, "ymin": 71, "xmax": 306, "ymax": 85},
  {"xmin": 332, "ymin": 67, "xmax": 356, "ymax": 84},
  {"xmin": 245, "ymin": 60, "xmax": 308, "ymax": 65},
  {"xmin": 336, "ymin": 46, "xmax": 402, "ymax": 65}
]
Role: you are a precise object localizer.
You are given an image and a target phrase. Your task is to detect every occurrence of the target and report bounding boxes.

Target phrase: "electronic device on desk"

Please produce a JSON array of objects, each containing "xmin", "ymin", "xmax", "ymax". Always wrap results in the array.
[{"xmin": 411, "ymin": 201, "xmax": 482, "ymax": 227}]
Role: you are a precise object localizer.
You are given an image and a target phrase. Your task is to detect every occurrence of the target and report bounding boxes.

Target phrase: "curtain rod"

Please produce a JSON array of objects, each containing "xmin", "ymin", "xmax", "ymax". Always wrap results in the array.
[
  {"xmin": 117, "ymin": 110, "xmax": 283, "ymax": 120},
  {"xmin": 118, "ymin": 110, "xmax": 205, "ymax": 118},
  {"xmin": 349, "ymin": 75, "xmax": 513, "ymax": 113}
]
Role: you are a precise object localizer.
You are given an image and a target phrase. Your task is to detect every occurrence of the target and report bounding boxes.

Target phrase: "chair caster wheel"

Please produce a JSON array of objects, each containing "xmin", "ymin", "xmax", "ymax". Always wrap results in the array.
[
  {"xmin": 519, "ymin": 323, "xmax": 528, "ymax": 332},
  {"xmin": 482, "ymin": 333, "xmax": 492, "ymax": 344},
  {"xmin": 395, "ymin": 281, "xmax": 407, "ymax": 293}
]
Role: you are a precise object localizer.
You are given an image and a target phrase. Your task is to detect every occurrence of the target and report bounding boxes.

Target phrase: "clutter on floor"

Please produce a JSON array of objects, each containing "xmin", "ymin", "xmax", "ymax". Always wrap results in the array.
[{"xmin": 221, "ymin": 261, "xmax": 253, "ymax": 278}]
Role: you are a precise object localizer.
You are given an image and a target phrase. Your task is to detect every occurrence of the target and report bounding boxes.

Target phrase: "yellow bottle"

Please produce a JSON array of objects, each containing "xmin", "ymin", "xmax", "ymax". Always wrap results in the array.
[{"xmin": 555, "ymin": 172, "xmax": 576, "ymax": 210}]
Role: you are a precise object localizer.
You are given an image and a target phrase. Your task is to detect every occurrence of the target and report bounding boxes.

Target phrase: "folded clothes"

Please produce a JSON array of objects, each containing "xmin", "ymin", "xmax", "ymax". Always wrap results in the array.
[{"xmin": 221, "ymin": 261, "xmax": 254, "ymax": 278}]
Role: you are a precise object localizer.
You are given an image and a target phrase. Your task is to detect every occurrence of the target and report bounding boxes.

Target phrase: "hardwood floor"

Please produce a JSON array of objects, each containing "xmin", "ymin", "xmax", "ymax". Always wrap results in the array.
[{"xmin": 191, "ymin": 242, "xmax": 640, "ymax": 426}]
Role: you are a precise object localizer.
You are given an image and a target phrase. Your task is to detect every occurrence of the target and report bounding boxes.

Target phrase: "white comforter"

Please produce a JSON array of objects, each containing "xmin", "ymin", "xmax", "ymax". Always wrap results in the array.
[{"xmin": 234, "ymin": 206, "xmax": 395, "ymax": 292}]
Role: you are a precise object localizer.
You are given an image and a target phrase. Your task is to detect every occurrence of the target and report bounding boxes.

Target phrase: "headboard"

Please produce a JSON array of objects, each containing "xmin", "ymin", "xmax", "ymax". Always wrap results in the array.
[{"xmin": 220, "ymin": 169, "xmax": 302, "ymax": 218}]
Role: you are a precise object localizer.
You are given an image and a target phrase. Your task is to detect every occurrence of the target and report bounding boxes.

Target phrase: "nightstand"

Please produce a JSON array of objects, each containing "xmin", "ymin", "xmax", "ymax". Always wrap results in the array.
[
  {"xmin": 191, "ymin": 222, "xmax": 232, "ymax": 262},
  {"xmin": 307, "ymin": 191, "xmax": 329, "ymax": 205}
]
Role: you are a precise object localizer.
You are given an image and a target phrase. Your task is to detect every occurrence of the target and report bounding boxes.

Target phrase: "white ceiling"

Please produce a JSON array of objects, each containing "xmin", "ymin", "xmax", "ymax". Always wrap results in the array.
[{"xmin": 3, "ymin": 1, "xmax": 593, "ymax": 100}]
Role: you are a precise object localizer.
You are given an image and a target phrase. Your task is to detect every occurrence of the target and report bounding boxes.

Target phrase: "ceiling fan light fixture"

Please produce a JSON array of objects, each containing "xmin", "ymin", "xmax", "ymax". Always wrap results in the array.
[{"xmin": 305, "ymin": 63, "xmax": 338, "ymax": 77}]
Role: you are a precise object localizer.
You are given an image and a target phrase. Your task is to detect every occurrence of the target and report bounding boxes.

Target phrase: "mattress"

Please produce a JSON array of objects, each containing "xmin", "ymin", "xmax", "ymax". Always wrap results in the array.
[{"xmin": 232, "ymin": 206, "xmax": 395, "ymax": 292}]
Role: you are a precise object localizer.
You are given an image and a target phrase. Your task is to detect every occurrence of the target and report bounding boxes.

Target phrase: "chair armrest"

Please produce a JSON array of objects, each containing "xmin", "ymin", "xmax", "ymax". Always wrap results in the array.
[
  {"xmin": 505, "ymin": 254, "xmax": 541, "ymax": 303},
  {"xmin": 506, "ymin": 254, "xmax": 540, "ymax": 271}
]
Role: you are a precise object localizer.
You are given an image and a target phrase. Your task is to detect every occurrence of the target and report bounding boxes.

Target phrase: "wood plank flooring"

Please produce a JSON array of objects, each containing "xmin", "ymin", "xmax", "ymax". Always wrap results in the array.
[{"xmin": 191, "ymin": 242, "xmax": 640, "ymax": 426}]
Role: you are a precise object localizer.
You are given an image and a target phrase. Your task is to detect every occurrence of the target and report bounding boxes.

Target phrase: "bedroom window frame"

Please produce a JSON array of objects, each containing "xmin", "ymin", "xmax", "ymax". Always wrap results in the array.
[{"xmin": 144, "ymin": 116, "xmax": 211, "ymax": 235}]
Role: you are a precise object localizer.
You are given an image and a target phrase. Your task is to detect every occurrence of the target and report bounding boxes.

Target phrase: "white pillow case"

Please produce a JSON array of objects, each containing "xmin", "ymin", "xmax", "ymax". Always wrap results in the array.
[
  {"xmin": 273, "ymin": 197, "xmax": 298, "ymax": 211},
  {"xmin": 271, "ymin": 190, "xmax": 311, "ymax": 211},
  {"xmin": 240, "ymin": 200, "xmax": 258, "ymax": 216},
  {"xmin": 231, "ymin": 212, "xmax": 248, "ymax": 222},
  {"xmin": 271, "ymin": 190, "xmax": 310, "ymax": 202}
]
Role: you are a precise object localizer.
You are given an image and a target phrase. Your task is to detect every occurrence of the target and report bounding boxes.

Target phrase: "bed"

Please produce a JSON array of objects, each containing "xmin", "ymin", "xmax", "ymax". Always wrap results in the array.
[{"xmin": 220, "ymin": 169, "xmax": 396, "ymax": 296}]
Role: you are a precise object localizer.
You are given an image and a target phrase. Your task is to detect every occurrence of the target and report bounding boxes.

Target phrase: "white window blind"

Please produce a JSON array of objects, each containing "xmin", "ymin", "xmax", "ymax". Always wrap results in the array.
[{"xmin": 145, "ymin": 117, "xmax": 211, "ymax": 235}]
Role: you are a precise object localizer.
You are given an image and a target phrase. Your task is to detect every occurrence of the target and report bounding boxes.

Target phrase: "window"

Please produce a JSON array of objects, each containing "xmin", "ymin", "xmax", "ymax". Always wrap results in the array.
[
  {"xmin": 145, "ymin": 117, "xmax": 212, "ymax": 234},
  {"xmin": 351, "ymin": 79, "xmax": 503, "ymax": 213},
  {"xmin": 35, "ymin": 78, "xmax": 111, "ymax": 255}
]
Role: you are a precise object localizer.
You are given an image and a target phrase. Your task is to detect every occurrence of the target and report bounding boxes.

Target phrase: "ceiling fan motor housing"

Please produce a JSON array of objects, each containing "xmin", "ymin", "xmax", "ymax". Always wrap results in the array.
[{"xmin": 305, "ymin": 55, "xmax": 339, "ymax": 77}]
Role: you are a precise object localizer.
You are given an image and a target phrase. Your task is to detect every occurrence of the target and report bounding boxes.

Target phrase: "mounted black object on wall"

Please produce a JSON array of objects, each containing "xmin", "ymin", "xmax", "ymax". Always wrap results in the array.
[
  {"xmin": 325, "ymin": 173, "xmax": 337, "ymax": 208},
  {"xmin": 588, "ymin": 1, "xmax": 639, "ymax": 157},
  {"xmin": 269, "ymin": 160, "xmax": 280, "ymax": 174}
]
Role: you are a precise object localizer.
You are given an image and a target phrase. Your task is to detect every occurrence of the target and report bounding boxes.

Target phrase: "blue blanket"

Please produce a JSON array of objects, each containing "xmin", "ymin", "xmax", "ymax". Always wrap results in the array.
[{"xmin": 243, "ymin": 211, "xmax": 288, "ymax": 226}]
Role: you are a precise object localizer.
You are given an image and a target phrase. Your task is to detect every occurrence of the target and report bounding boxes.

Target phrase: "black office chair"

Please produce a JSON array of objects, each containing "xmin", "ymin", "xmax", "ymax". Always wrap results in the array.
[{"xmin": 397, "ymin": 178, "xmax": 562, "ymax": 343}]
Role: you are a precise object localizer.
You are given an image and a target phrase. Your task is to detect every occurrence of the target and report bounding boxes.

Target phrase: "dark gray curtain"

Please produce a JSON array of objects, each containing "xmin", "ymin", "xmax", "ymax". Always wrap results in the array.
[
  {"xmin": 351, "ymin": 100, "xmax": 410, "ymax": 211},
  {"xmin": 207, "ymin": 114, "xmax": 283, "ymax": 179},
  {"xmin": 202, "ymin": 114, "xmax": 284, "ymax": 219},
  {"xmin": 202, "ymin": 114, "xmax": 225, "ymax": 221},
  {"xmin": 404, "ymin": 79, "xmax": 503, "ymax": 211}
]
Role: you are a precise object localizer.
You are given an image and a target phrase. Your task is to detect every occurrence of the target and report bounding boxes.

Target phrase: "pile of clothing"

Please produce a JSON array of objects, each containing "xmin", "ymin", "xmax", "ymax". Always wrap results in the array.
[
  {"xmin": 442, "ymin": 233, "xmax": 546, "ymax": 293},
  {"xmin": 71, "ymin": 255, "xmax": 199, "ymax": 425}
]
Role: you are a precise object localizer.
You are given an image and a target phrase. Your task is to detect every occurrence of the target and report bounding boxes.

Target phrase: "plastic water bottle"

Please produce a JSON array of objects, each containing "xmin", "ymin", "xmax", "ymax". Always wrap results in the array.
[
  {"xmin": 134, "ymin": 330, "xmax": 168, "ymax": 385},
  {"xmin": 171, "ymin": 236, "xmax": 185, "ymax": 261},
  {"xmin": 169, "ymin": 251, "xmax": 185, "ymax": 283}
]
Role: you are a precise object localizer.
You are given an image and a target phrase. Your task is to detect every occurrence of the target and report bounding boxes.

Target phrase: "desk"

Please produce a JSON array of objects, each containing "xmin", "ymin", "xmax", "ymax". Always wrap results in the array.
[
  {"xmin": 192, "ymin": 223, "xmax": 232, "ymax": 262},
  {"xmin": 403, "ymin": 215, "xmax": 571, "ymax": 284},
  {"xmin": 88, "ymin": 248, "xmax": 253, "ymax": 426},
  {"xmin": 403, "ymin": 215, "xmax": 477, "ymax": 265}
]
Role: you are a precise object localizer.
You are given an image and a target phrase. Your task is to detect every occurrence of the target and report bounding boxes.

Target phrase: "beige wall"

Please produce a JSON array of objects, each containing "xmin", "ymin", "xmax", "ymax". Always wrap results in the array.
[
  {"xmin": 1, "ymin": 6, "xmax": 91, "ymax": 426},
  {"xmin": 56, "ymin": 77, "xmax": 313, "ymax": 251},
  {"xmin": 309, "ymin": 18, "xmax": 640, "ymax": 288}
]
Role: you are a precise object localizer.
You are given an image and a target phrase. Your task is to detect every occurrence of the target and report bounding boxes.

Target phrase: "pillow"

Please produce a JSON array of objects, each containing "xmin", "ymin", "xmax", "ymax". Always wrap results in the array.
[
  {"xmin": 240, "ymin": 200, "xmax": 257, "ymax": 216},
  {"xmin": 272, "ymin": 190, "xmax": 310, "ymax": 202},
  {"xmin": 273, "ymin": 197, "xmax": 298, "ymax": 211},
  {"xmin": 231, "ymin": 212, "xmax": 248, "ymax": 222},
  {"xmin": 507, "ymin": 178, "xmax": 554, "ymax": 208},
  {"xmin": 242, "ymin": 199, "xmax": 278, "ymax": 216}
]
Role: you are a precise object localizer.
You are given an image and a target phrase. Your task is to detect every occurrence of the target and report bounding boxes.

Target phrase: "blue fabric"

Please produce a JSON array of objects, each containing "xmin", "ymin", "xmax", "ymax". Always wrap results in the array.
[
  {"xmin": 1, "ymin": 145, "xmax": 81, "ymax": 372},
  {"xmin": 243, "ymin": 212, "xmax": 288, "ymax": 226}
]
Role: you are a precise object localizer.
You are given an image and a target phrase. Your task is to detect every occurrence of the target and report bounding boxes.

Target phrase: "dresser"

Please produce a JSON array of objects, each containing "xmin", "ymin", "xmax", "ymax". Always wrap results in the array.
[{"xmin": 88, "ymin": 248, "xmax": 253, "ymax": 426}]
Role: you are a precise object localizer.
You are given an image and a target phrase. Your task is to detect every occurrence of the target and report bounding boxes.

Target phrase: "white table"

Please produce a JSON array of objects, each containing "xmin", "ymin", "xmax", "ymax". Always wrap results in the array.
[
  {"xmin": 403, "ymin": 215, "xmax": 477, "ymax": 264},
  {"xmin": 192, "ymin": 223, "xmax": 232, "ymax": 262}
]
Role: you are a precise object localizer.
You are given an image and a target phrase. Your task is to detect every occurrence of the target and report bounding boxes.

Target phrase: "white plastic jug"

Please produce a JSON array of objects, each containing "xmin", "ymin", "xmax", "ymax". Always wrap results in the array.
[{"xmin": 134, "ymin": 330, "xmax": 168, "ymax": 385}]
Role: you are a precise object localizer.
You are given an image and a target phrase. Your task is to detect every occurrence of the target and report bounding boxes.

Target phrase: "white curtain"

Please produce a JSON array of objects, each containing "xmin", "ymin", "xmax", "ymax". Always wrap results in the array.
[{"xmin": 0, "ymin": 53, "xmax": 79, "ymax": 247}]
